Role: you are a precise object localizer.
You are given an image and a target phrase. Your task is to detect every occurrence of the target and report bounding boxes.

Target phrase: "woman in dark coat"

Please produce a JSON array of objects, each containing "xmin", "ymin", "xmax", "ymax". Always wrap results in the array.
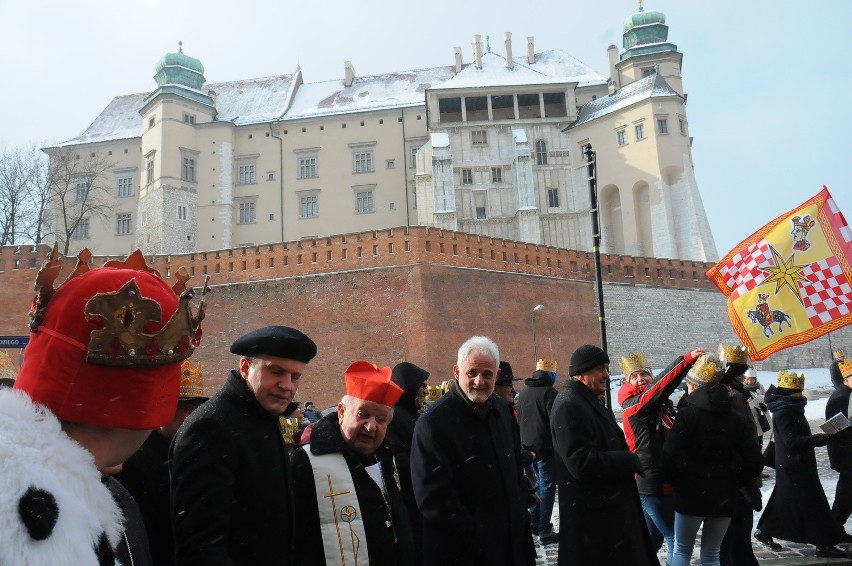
[
  {"xmin": 755, "ymin": 371, "xmax": 847, "ymax": 558},
  {"xmin": 662, "ymin": 354, "xmax": 761, "ymax": 566}
]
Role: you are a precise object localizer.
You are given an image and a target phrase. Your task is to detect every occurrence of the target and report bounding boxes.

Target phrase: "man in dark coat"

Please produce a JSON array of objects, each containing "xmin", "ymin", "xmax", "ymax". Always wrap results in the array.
[
  {"xmin": 170, "ymin": 326, "xmax": 317, "ymax": 566},
  {"xmin": 292, "ymin": 361, "xmax": 414, "ymax": 566},
  {"xmin": 826, "ymin": 359, "xmax": 852, "ymax": 535},
  {"xmin": 831, "ymin": 350, "xmax": 846, "ymax": 389},
  {"xmin": 551, "ymin": 344, "xmax": 658, "ymax": 566},
  {"xmin": 411, "ymin": 336, "xmax": 536, "ymax": 566},
  {"xmin": 518, "ymin": 358, "xmax": 559, "ymax": 545},
  {"xmin": 116, "ymin": 361, "xmax": 208, "ymax": 565},
  {"xmin": 386, "ymin": 361, "xmax": 429, "ymax": 560}
]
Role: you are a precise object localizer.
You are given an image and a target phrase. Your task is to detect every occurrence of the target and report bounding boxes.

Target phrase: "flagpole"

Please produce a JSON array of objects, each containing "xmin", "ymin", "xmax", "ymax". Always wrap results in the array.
[{"xmin": 583, "ymin": 143, "xmax": 611, "ymax": 409}]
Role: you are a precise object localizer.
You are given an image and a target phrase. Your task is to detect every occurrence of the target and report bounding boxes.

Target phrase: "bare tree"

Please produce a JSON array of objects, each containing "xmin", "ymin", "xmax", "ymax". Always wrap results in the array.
[
  {"xmin": 0, "ymin": 146, "xmax": 34, "ymax": 245},
  {"xmin": 43, "ymin": 147, "xmax": 116, "ymax": 255}
]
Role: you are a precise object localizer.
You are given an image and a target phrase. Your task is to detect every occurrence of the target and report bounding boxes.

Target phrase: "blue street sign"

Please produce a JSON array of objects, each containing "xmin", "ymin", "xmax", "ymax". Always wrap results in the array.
[{"xmin": 0, "ymin": 336, "xmax": 29, "ymax": 348}]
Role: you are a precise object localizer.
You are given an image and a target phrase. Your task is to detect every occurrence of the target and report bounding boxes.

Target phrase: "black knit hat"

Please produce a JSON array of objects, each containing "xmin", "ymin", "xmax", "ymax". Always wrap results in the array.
[{"xmin": 569, "ymin": 345, "xmax": 610, "ymax": 377}]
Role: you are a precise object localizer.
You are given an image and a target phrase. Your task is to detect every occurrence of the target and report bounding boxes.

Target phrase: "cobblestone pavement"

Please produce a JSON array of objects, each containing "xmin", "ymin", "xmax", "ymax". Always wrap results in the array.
[{"xmin": 534, "ymin": 390, "xmax": 852, "ymax": 565}]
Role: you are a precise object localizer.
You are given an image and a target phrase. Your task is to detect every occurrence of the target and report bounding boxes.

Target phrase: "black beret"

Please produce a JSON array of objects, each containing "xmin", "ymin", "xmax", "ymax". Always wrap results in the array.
[
  {"xmin": 230, "ymin": 326, "xmax": 317, "ymax": 363},
  {"xmin": 569, "ymin": 344, "xmax": 610, "ymax": 377}
]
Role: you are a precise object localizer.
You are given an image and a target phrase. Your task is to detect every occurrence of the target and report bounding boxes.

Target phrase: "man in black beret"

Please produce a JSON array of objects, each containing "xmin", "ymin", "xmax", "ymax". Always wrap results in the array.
[
  {"xmin": 550, "ymin": 344, "xmax": 658, "ymax": 565},
  {"xmin": 171, "ymin": 325, "xmax": 316, "ymax": 565}
]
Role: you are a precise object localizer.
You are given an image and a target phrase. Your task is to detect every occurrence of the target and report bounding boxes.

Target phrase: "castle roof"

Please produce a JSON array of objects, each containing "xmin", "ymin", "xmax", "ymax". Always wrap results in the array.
[{"xmin": 569, "ymin": 72, "xmax": 680, "ymax": 128}]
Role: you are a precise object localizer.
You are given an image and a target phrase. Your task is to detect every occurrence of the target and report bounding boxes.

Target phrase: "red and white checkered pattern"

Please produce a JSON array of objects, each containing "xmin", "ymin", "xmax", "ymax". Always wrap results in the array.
[
  {"xmin": 719, "ymin": 239, "xmax": 774, "ymax": 300},
  {"xmin": 800, "ymin": 257, "xmax": 852, "ymax": 326}
]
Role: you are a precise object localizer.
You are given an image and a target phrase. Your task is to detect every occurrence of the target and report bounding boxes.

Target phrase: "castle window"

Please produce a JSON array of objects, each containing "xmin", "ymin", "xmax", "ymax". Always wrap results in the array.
[
  {"xmin": 462, "ymin": 168, "xmax": 473, "ymax": 185},
  {"xmin": 635, "ymin": 123, "xmax": 645, "ymax": 141},
  {"xmin": 182, "ymin": 157, "xmax": 196, "ymax": 182},
  {"xmin": 355, "ymin": 190, "xmax": 374, "ymax": 214},
  {"xmin": 535, "ymin": 140, "xmax": 548, "ymax": 165},
  {"xmin": 547, "ymin": 188, "xmax": 560, "ymax": 208},
  {"xmin": 657, "ymin": 118, "xmax": 669, "ymax": 134},
  {"xmin": 410, "ymin": 143, "xmax": 424, "ymax": 168},
  {"xmin": 386, "ymin": 159, "xmax": 395, "ymax": 169},
  {"xmin": 116, "ymin": 174, "xmax": 134, "ymax": 197},
  {"xmin": 74, "ymin": 177, "xmax": 91, "ymax": 202},
  {"xmin": 72, "ymin": 217, "xmax": 90, "ymax": 240},
  {"xmin": 116, "ymin": 213, "xmax": 132, "ymax": 235},
  {"xmin": 238, "ymin": 201, "xmax": 256, "ymax": 224},
  {"xmin": 616, "ymin": 130, "xmax": 627, "ymax": 146},
  {"xmin": 471, "ymin": 130, "xmax": 488, "ymax": 146},
  {"xmin": 679, "ymin": 119, "xmax": 687, "ymax": 135},
  {"xmin": 300, "ymin": 193, "xmax": 319, "ymax": 218},
  {"xmin": 299, "ymin": 157, "xmax": 317, "ymax": 179},
  {"xmin": 183, "ymin": 113, "xmax": 196, "ymax": 124},
  {"xmin": 353, "ymin": 151, "xmax": 373, "ymax": 174},
  {"xmin": 491, "ymin": 167, "xmax": 503, "ymax": 183},
  {"xmin": 146, "ymin": 153, "xmax": 155, "ymax": 184},
  {"xmin": 642, "ymin": 67, "xmax": 656, "ymax": 77},
  {"xmin": 473, "ymin": 190, "xmax": 487, "ymax": 219},
  {"xmin": 238, "ymin": 164, "xmax": 256, "ymax": 185},
  {"xmin": 177, "ymin": 205, "xmax": 187, "ymax": 220}
]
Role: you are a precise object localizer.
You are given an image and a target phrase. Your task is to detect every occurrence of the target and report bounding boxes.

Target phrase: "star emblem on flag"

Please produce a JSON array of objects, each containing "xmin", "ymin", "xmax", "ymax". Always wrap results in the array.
[{"xmin": 759, "ymin": 246, "xmax": 808, "ymax": 302}]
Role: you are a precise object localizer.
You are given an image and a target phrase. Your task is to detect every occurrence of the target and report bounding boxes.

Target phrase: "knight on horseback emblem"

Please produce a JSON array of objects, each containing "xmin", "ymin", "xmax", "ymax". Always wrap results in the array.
[
  {"xmin": 756, "ymin": 293, "xmax": 772, "ymax": 326},
  {"xmin": 747, "ymin": 293, "xmax": 793, "ymax": 338},
  {"xmin": 791, "ymin": 214, "xmax": 815, "ymax": 252}
]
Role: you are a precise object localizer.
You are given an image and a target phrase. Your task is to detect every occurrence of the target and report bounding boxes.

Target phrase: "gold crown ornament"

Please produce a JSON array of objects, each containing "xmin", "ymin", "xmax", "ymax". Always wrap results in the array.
[
  {"xmin": 686, "ymin": 354, "xmax": 723, "ymax": 387},
  {"xmin": 777, "ymin": 370, "xmax": 806, "ymax": 390},
  {"xmin": 838, "ymin": 359, "xmax": 852, "ymax": 380},
  {"xmin": 718, "ymin": 344, "xmax": 750, "ymax": 366},
  {"xmin": 536, "ymin": 358, "xmax": 558, "ymax": 372},
  {"xmin": 30, "ymin": 244, "xmax": 210, "ymax": 368},
  {"xmin": 179, "ymin": 360, "xmax": 206, "ymax": 398},
  {"xmin": 836, "ymin": 350, "xmax": 846, "ymax": 360},
  {"xmin": 620, "ymin": 352, "xmax": 651, "ymax": 378}
]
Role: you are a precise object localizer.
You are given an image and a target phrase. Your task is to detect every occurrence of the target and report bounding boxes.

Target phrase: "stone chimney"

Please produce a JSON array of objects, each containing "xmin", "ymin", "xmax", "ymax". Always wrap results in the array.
[
  {"xmin": 344, "ymin": 61, "xmax": 356, "ymax": 87},
  {"xmin": 454, "ymin": 46, "xmax": 463, "ymax": 73},
  {"xmin": 607, "ymin": 45, "xmax": 619, "ymax": 92},
  {"xmin": 472, "ymin": 34, "xmax": 483, "ymax": 69},
  {"xmin": 527, "ymin": 36, "xmax": 535, "ymax": 64},
  {"xmin": 504, "ymin": 32, "xmax": 513, "ymax": 69}
]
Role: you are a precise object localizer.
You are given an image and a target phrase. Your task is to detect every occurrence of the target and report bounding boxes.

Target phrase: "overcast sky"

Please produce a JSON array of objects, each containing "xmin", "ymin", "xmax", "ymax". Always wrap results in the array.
[{"xmin": 1, "ymin": 0, "xmax": 849, "ymax": 257}]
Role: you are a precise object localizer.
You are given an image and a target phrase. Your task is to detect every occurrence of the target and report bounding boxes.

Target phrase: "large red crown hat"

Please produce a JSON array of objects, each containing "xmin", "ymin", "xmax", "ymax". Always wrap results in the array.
[{"xmin": 14, "ymin": 244, "xmax": 209, "ymax": 429}]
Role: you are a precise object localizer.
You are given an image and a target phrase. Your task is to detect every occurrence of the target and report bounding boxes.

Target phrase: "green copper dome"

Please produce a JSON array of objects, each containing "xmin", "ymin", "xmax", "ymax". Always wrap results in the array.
[
  {"xmin": 623, "ymin": 9, "xmax": 666, "ymax": 33},
  {"xmin": 153, "ymin": 43, "xmax": 206, "ymax": 90},
  {"xmin": 622, "ymin": 7, "xmax": 671, "ymax": 51}
]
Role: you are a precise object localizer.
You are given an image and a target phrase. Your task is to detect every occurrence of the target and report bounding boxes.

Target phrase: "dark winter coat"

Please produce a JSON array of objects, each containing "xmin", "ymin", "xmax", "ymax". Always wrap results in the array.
[
  {"xmin": 517, "ymin": 370, "xmax": 558, "ymax": 457},
  {"xmin": 661, "ymin": 383, "xmax": 762, "ymax": 517},
  {"xmin": 827, "ymin": 384, "xmax": 852, "ymax": 472},
  {"xmin": 105, "ymin": 476, "xmax": 154, "ymax": 566},
  {"xmin": 385, "ymin": 373, "xmax": 425, "ymax": 560},
  {"xmin": 115, "ymin": 430, "xmax": 174, "ymax": 565},
  {"xmin": 619, "ymin": 352, "xmax": 694, "ymax": 495},
  {"xmin": 757, "ymin": 386, "xmax": 844, "ymax": 547},
  {"xmin": 170, "ymin": 370, "xmax": 295, "ymax": 566},
  {"xmin": 291, "ymin": 412, "xmax": 415, "ymax": 566},
  {"xmin": 830, "ymin": 360, "xmax": 844, "ymax": 389},
  {"xmin": 550, "ymin": 379, "xmax": 658, "ymax": 566},
  {"xmin": 410, "ymin": 382, "xmax": 535, "ymax": 566}
]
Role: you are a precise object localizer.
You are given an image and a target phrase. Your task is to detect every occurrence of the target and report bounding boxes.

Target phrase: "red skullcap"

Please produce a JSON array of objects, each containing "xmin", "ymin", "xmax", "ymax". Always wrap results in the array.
[{"xmin": 344, "ymin": 361, "xmax": 403, "ymax": 407}]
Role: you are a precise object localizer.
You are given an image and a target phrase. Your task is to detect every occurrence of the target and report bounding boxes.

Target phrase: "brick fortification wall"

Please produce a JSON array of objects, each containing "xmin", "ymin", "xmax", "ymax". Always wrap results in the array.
[{"xmin": 1, "ymin": 229, "xmax": 848, "ymax": 407}]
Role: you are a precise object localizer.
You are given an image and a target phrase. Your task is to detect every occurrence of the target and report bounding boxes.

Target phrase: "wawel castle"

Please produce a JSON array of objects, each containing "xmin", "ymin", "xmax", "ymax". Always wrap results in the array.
[{"xmin": 46, "ymin": 6, "xmax": 717, "ymax": 262}]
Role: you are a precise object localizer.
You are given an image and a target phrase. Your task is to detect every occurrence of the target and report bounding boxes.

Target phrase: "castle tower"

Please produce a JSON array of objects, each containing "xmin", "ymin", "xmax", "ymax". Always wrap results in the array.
[
  {"xmin": 615, "ymin": 2, "xmax": 684, "ymax": 95},
  {"xmin": 137, "ymin": 44, "xmax": 216, "ymax": 255}
]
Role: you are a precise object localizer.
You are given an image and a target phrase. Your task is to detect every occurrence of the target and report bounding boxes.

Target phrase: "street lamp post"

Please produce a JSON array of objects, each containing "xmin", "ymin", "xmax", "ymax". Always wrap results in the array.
[{"xmin": 532, "ymin": 304, "xmax": 545, "ymax": 365}]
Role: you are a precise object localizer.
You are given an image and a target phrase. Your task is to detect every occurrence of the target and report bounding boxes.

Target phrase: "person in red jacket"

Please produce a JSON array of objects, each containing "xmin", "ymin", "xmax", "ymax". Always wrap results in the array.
[{"xmin": 619, "ymin": 348, "xmax": 702, "ymax": 566}]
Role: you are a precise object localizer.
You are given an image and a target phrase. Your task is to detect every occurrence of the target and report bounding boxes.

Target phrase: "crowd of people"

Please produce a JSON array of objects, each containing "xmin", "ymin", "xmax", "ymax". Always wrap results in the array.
[{"xmin": 2, "ymin": 247, "xmax": 852, "ymax": 565}]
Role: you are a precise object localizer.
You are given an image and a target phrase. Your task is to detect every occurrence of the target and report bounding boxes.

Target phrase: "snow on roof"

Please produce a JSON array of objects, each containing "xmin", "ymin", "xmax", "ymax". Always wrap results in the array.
[
  {"xmin": 569, "ymin": 73, "xmax": 680, "ymax": 128},
  {"xmin": 285, "ymin": 66, "xmax": 455, "ymax": 119},
  {"xmin": 57, "ymin": 93, "xmax": 149, "ymax": 147},
  {"xmin": 210, "ymin": 75, "xmax": 296, "ymax": 125},
  {"xmin": 524, "ymin": 49, "xmax": 607, "ymax": 86}
]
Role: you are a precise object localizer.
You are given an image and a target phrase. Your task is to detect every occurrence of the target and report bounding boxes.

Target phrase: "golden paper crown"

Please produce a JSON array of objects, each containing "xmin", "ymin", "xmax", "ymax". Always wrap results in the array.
[
  {"xmin": 536, "ymin": 358, "xmax": 558, "ymax": 372},
  {"xmin": 426, "ymin": 379, "xmax": 454, "ymax": 402},
  {"xmin": 279, "ymin": 416, "xmax": 301, "ymax": 445},
  {"xmin": 836, "ymin": 350, "xmax": 846, "ymax": 360},
  {"xmin": 718, "ymin": 344, "xmax": 749, "ymax": 366},
  {"xmin": 839, "ymin": 359, "xmax": 852, "ymax": 380},
  {"xmin": 179, "ymin": 360, "xmax": 206, "ymax": 398},
  {"xmin": 620, "ymin": 352, "xmax": 651, "ymax": 378},
  {"xmin": 777, "ymin": 371, "xmax": 805, "ymax": 390},
  {"xmin": 686, "ymin": 354, "xmax": 723, "ymax": 386},
  {"xmin": 30, "ymin": 245, "xmax": 209, "ymax": 368}
]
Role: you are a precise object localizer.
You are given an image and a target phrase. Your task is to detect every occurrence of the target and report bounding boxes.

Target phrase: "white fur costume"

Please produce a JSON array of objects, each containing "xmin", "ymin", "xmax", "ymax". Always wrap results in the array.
[{"xmin": 0, "ymin": 388, "xmax": 125, "ymax": 565}]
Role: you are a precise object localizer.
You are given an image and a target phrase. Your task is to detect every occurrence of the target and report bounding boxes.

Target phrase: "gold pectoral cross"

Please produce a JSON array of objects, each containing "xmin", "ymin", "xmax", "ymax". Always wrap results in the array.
[{"xmin": 324, "ymin": 474, "xmax": 360, "ymax": 565}]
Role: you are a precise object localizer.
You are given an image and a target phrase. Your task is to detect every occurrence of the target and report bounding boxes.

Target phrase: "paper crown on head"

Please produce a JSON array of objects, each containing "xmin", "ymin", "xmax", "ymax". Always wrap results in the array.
[
  {"xmin": 14, "ymin": 245, "xmax": 209, "ymax": 429},
  {"xmin": 839, "ymin": 360, "xmax": 852, "ymax": 379},
  {"xmin": 836, "ymin": 350, "xmax": 847, "ymax": 360},
  {"xmin": 620, "ymin": 352, "xmax": 651, "ymax": 378},
  {"xmin": 179, "ymin": 360, "xmax": 207, "ymax": 399},
  {"xmin": 536, "ymin": 358, "xmax": 558, "ymax": 373},
  {"xmin": 685, "ymin": 354, "xmax": 724, "ymax": 388},
  {"xmin": 718, "ymin": 344, "xmax": 750, "ymax": 366},
  {"xmin": 344, "ymin": 360, "xmax": 404, "ymax": 407},
  {"xmin": 777, "ymin": 370, "xmax": 806, "ymax": 390}
]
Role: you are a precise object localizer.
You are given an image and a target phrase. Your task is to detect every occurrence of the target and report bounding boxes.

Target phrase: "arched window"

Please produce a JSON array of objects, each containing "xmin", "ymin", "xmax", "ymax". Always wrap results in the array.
[{"xmin": 535, "ymin": 140, "xmax": 547, "ymax": 165}]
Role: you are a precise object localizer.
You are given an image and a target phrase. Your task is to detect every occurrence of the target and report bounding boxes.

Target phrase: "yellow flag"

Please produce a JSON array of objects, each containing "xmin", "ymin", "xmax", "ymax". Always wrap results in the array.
[{"xmin": 707, "ymin": 187, "xmax": 852, "ymax": 361}]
